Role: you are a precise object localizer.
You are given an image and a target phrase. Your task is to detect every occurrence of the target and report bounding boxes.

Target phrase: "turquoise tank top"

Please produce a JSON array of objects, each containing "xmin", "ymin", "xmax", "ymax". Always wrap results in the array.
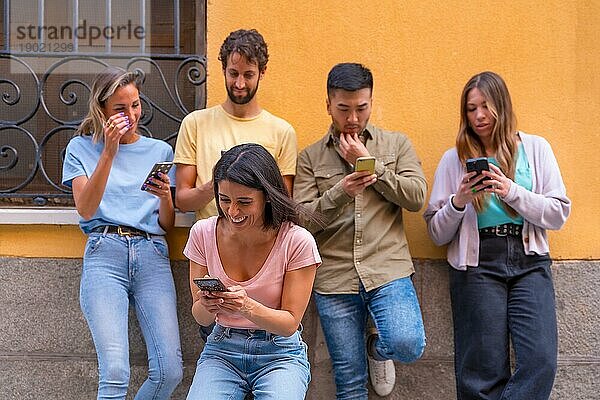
[{"xmin": 477, "ymin": 143, "xmax": 532, "ymax": 228}]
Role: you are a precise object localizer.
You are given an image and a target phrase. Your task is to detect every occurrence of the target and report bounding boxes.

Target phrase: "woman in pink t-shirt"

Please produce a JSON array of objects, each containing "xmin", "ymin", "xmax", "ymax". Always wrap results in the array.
[{"xmin": 184, "ymin": 143, "xmax": 321, "ymax": 400}]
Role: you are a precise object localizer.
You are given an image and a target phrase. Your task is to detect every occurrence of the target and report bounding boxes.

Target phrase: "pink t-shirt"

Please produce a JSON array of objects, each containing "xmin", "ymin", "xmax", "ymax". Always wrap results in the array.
[{"xmin": 184, "ymin": 216, "xmax": 321, "ymax": 329}]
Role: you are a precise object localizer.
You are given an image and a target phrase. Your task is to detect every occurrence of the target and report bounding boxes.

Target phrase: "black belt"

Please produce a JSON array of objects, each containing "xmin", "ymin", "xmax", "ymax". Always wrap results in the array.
[
  {"xmin": 479, "ymin": 223, "xmax": 522, "ymax": 237},
  {"xmin": 92, "ymin": 225, "xmax": 150, "ymax": 237},
  {"xmin": 216, "ymin": 325, "xmax": 273, "ymax": 340}
]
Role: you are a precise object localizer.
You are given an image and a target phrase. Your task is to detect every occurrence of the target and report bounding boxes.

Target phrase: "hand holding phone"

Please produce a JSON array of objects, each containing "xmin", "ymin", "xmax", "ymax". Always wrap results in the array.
[
  {"xmin": 141, "ymin": 162, "xmax": 173, "ymax": 191},
  {"xmin": 354, "ymin": 156, "xmax": 376, "ymax": 174},
  {"xmin": 466, "ymin": 157, "xmax": 490, "ymax": 189},
  {"xmin": 194, "ymin": 277, "xmax": 228, "ymax": 292}
]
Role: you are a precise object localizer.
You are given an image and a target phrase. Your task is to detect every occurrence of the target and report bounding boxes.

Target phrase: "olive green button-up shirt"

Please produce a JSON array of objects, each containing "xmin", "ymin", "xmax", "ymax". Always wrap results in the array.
[{"xmin": 294, "ymin": 124, "xmax": 427, "ymax": 294}]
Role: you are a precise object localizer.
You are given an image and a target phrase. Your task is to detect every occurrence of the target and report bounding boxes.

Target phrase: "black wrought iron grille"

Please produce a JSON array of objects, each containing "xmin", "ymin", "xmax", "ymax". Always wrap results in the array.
[{"xmin": 0, "ymin": 52, "xmax": 206, "ymax": 206}]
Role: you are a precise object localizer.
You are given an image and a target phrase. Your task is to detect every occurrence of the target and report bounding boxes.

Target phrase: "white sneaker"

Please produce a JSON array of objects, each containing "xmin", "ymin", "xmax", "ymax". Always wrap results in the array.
[{"xmin": 367, "ymin": 334, "xmax": 396, "ymax": 396}]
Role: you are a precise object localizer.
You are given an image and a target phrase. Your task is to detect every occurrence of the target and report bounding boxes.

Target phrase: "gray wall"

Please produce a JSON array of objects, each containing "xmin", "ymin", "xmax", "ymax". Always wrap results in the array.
[{"xmin": 0, "ymin": 257, "xmax": 598, "ymax": 399}]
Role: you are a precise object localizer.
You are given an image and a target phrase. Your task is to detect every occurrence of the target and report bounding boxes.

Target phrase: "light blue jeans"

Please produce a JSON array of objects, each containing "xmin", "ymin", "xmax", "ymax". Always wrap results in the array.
[
  {"xmin": 81, "ymin": 232, "xmax": 183, "ymax": 400},
  {"xmin": 314, "ymin": 277, "xmax": 426, "ymax": 400},
  {"xmin": 187, "ymin": 324, "xmax": 311, "ymax": 400}
]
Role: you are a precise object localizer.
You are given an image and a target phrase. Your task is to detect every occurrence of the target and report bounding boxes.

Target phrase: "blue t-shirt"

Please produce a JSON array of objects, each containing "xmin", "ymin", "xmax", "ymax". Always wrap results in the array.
[
  {"xmin": 477, "ymin": 143, "xmax": 532, "ymax": 228},
  {"xmin": 62, "ymin": 135, "xmax": 175, "ymax": 235}
]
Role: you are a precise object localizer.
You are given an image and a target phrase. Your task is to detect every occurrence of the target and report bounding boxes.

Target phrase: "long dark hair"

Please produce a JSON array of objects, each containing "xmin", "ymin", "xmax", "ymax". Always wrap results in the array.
[{"xmin": 213, "ymin": 143, "xmax": 311, "ymax": 230}]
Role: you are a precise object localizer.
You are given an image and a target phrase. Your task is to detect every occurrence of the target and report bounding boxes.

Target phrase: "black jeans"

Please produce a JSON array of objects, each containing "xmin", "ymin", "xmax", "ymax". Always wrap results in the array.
[{"xmin": 450, "ymin": 234, "xmax": 557, "ymax": 400}]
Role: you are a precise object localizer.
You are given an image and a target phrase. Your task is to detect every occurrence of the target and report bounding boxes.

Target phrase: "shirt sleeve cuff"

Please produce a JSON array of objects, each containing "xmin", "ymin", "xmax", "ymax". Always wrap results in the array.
[
  {"xmin": 327, "ymin": 181, "xmax": 353, "ymax": 206},
  {"xmin": 449, "ymin": 194, "xmax": 466, "ymax": 213},
  {"xmin": 374, "ymin": 160, "xmax": 386, "ymax": 177}
]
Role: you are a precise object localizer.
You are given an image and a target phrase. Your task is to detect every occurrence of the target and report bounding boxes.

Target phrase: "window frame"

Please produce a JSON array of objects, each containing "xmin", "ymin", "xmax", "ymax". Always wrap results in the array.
[{"xmin": 0, "ymin": 0, "xmax": 206, "ymax": 221}]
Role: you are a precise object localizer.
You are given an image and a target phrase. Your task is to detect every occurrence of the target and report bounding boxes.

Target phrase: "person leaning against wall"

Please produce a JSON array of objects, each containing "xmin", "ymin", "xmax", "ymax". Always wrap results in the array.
[
  {"xmin": 184, "ymin": 143, "xmax": 321, "ymax": 400},
  {"xmin": 61, "ymin": 66, "xmax": 183, "ymax": 399},
  {"xmin": 294, "ymin": 62, "xmax": 427, "ymax": 399},
  {"xmin": 174, "ymin": 28, "xmax": 298, "ymax": 341},
  {"xmin": 424, "ymin": 71, "xmax": 571, "ymax": 400}
]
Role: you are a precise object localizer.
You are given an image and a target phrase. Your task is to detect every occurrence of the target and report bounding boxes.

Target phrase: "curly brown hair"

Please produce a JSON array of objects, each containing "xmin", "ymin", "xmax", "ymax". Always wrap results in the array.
[{"xmin": 218, "ymin": 29, "xmax": 269, "ymax": 72}]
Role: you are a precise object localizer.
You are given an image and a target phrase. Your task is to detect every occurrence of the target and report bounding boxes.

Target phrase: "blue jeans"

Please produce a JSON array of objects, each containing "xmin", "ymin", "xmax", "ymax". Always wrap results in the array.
[
  {"xmin": 450, "ymin": 234, "xmax": 557, "ymax": 400},
  {"xmin": 81, "ymin": 232, "xmax": 183, "ymax": 400},
  {"xmin": 187, "ymin": 324, "xmax": 310, "ymax": 399},
  {"xmin": 314, "ymin": 277, "xmax": 426, "ymax": 400}
]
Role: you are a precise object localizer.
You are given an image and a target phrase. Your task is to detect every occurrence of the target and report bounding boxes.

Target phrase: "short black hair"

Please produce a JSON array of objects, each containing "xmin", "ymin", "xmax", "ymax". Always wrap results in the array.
[
  {"xmin": 213, "ymin": 143, "xmax": 296, "ymax": 230},
  {"xmin": 219, "ymin": 29, "xmax": 269, "ymax": 72},
  {"xmin": 327, "ymin": 63, "xmax": 373, "ymax": 97}
]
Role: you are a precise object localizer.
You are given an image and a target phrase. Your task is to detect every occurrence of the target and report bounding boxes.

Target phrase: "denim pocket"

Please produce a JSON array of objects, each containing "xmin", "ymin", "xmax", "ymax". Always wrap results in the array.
[
  {"xmin": 271, "ymin": 332, "xmax": 302, "ymax": 349},
  {"xmin": 210, "ymin": 327, "xmax": 227, "ymax": 343},
  {"xmin": 84, "ymin": 234, "xmax": 104, "ymax": 256},
  {"xmin": 149, "ymin": 237, "xmax": 170, "ymax": 260}
]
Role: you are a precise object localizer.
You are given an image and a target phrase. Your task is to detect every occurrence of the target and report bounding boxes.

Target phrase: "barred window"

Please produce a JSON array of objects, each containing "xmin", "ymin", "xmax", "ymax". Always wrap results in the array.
[{"xmin": 0, "ymin": 0, "xmax": 206, "ymax": 207}]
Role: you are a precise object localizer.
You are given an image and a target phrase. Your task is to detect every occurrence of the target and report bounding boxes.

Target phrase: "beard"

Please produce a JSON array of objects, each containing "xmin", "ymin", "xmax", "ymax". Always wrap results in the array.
[{"xmin": 226, "ymin": 80, "xmax": 260, "ymax": 105}]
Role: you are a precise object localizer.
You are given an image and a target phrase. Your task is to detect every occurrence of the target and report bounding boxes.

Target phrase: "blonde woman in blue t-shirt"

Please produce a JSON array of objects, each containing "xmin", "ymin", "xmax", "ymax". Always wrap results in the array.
[
  {"xmin": 424, "ymin": 71, "xmax": 570, "ymax": 400},
  {"xmin": 62, "ymin": 67, "xmax": 182, "ymax": 399}
]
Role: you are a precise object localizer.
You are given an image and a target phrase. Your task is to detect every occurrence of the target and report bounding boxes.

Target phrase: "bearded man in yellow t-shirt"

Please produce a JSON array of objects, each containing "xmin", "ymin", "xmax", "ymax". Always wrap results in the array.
[{"xmin": 174, "ymin": 29, "xmax": 297, "ymax": 221}]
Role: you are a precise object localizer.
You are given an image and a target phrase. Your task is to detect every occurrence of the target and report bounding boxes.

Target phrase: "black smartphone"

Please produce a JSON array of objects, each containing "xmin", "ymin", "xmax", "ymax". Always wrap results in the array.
[
  {"xmin": 193, "ymin": 277, "xmax": 228, "ymax": 292},
  {"xmin": 466, "ymin": 157, "xmax": 490, "ymax": 188},
  {"xmin": 141, "ymin": 162, "xmax": 173, "ymax": 191}
]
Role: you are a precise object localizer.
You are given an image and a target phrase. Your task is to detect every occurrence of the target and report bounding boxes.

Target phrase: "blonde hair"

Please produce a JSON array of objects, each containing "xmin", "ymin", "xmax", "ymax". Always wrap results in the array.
[
  {"xmin": 76, "ymin": 67, "xmax": 140, "ymax": 143},
  {"xmin": 456, "ymin": 71, "xmax": 518, "ymax": 214}
]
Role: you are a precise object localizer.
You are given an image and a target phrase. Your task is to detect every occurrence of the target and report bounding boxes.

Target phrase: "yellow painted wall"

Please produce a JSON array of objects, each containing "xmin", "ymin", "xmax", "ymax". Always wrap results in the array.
[
  {"xmin": 206, "ymin": 0, "xmax": 600, "ymax": 260},
  {"xmin": 1, "ymin": 1, "xmax": 598, "ymax": 260},
  {"xmin": 0, "ymin": 225, "xmax": 192, "ymax": 260}
]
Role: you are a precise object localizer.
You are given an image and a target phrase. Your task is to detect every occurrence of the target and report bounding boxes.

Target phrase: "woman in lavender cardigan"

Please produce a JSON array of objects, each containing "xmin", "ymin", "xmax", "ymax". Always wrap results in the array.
[{"xmin": 424, "ymin": 71, "xmax": 570, "ymax": 400}]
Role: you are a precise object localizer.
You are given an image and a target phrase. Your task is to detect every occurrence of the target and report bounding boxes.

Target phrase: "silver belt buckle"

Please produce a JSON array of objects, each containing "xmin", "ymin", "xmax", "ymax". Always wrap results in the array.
[{"xmin": 495, "ymin": 224, "xmax": 508, "ymax": 237}]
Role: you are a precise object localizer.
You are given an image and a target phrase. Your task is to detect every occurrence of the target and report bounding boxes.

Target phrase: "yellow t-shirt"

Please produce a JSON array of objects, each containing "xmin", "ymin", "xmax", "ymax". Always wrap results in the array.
[{"xmin": 173, "ymin": 104, "xmax": 298, "ymax": 220}]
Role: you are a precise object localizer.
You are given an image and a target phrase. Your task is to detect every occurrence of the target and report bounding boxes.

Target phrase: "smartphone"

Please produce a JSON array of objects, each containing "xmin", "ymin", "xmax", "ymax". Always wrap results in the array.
[
  {"xmin": 141, "ymin": 162, "xmax": 173, "ymax": 191},
  {"xmin": 193, "ymin": 277, "xmax": 228, "ymax": 292},
  {"xmin": 355, "ymin": 156, "xmax": 376, "ymax": 174},
  {"xmin": 466, "ymin": 157, "xmax": 490, "ymax": 188}
]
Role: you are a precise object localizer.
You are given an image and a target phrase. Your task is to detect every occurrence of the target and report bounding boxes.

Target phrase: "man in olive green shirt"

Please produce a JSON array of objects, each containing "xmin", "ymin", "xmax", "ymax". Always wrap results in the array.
[{"xmin": 294, "ymin": 63, "xmax": 426, "ymax": 399}]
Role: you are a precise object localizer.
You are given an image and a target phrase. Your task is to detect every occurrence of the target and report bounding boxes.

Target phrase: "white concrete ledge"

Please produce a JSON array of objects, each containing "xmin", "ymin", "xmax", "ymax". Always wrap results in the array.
[{"xmin": 0, "ymin": 208, "xmax": 196, "ymax": 228}]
